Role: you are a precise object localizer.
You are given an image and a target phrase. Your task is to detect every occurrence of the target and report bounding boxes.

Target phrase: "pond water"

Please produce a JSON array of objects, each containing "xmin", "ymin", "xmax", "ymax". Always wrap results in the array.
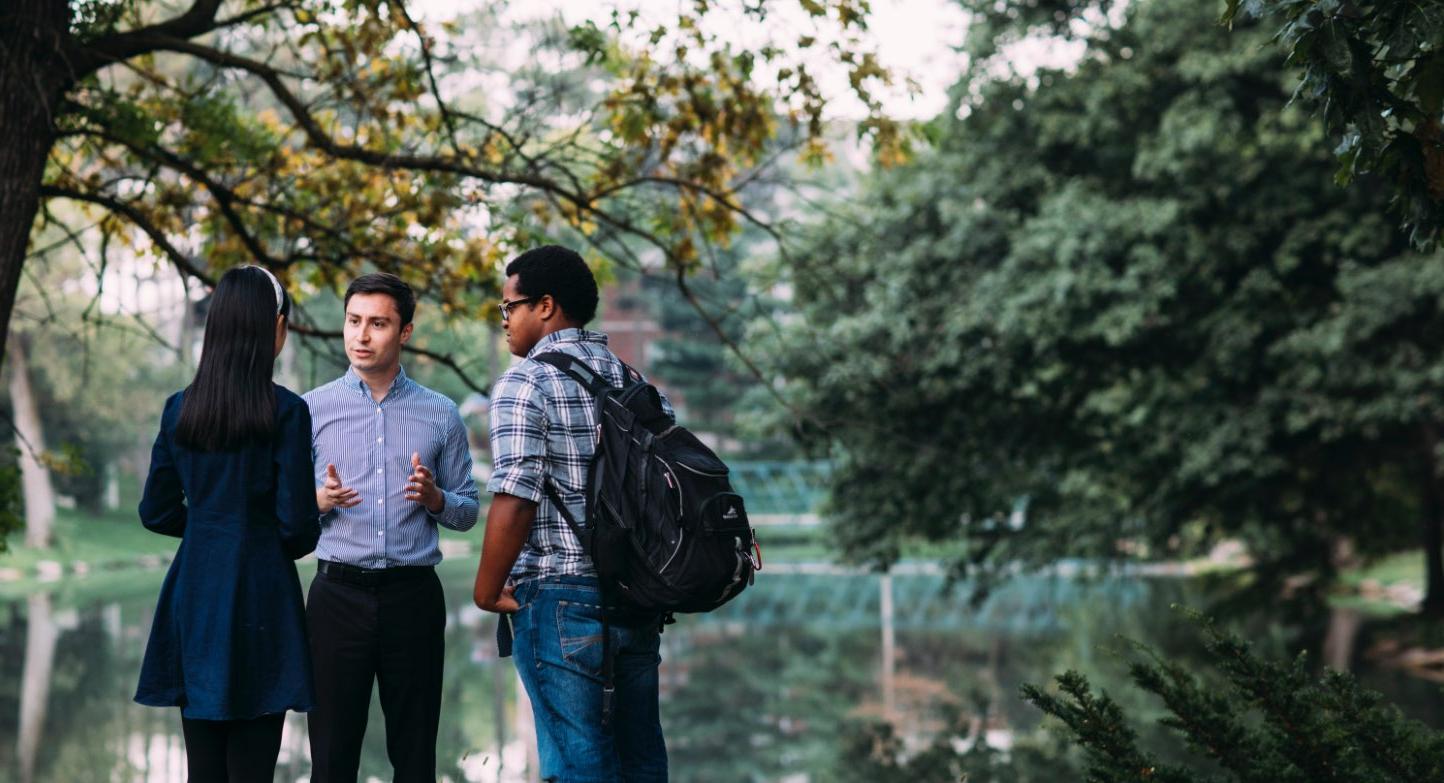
[{"xmin": 0, "ymin": 559, "xmax": 1439, "ymax": 782}]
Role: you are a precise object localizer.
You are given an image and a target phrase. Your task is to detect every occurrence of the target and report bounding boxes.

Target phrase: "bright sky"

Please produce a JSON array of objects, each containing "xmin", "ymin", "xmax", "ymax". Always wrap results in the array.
[{"xmin": 411, "ymin": 0, "xmax": 972, "ymax": 120}]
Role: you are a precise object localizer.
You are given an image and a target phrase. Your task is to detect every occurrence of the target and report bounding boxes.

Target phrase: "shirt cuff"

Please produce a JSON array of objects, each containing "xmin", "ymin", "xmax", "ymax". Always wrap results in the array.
[
  {"xmin": 427, "ymin": 489, "xmax": 472, "ymax": 530},
  {"xmin": 425, "ymin": 491, "xmax": 450, "ymax": 519},
  {"xmin": 486, "ymin": 473, "xmax": 545, "ymax": 504}
]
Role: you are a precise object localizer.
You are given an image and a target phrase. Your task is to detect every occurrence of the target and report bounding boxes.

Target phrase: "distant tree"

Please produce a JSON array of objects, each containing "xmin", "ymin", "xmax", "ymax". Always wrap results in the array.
[
  {"xmin": 639, "ymin": 219, "xmax": 800, "ymax": 454},
  {"xmin": 0, "ymin": 456, "xmax": 23, "ymax": 552},
  {"xmin": 1226, "ymin": 0, "xmax": 1444, "ymax": 247},
  {"xmin": 761, "ymin": 0, "xmax": 1444, "ymax": 608},
  {"xmin": 4, "ymin": 251, "xmax": 192, "ymax": 519}
]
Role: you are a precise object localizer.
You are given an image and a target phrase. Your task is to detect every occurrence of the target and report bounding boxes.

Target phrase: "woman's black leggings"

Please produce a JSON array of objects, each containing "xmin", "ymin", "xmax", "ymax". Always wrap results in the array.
[{"xmin": 181, "ymin": 713, "xmax": 286, "ymax": 782}]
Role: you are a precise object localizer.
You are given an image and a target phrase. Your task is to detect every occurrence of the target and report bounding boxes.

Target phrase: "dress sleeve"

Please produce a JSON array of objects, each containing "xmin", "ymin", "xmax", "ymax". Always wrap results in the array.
[
  {"xmin": 275, "ymin": 398, "xmax": 321, "ymax": 559},
  {"xmin": 138, "ymin": 396, "xmax": 187, "ymax": 538}
]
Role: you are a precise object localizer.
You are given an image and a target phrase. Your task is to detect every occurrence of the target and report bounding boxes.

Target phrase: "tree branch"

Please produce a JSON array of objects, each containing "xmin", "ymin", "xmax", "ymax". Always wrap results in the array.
[
  {"xmin": 214, "ymin": 1, "xmax": 300, "ymax": 30},
  {"xmin": 78, "ymin": 126, "xmax": 286, "ymax": 267},
  {"xmin": 37, "ymin": 185, "xmax": 214, "ymax": 285},
  {"xmin": 70, "ymin": 0, "xmax": 228, "ymax": 78},
  {"xmin": 128, "ymin": 34, "xmax": 775, "ymax": 253},
  {"xmin": 387, "ymin": 1, "xmax": 463, "ymax": 154}
]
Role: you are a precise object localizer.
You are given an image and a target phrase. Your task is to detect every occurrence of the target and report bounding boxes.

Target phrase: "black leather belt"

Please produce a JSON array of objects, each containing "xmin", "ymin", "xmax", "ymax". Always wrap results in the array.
[{"xmin": 317, "ymin": 560, "xmax": 433, "ymax": 588}]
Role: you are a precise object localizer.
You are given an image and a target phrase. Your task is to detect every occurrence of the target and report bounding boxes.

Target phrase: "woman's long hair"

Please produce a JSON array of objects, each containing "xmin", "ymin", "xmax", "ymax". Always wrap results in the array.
[{"xmin": 175, "ymin": 267, "xmax": 291, "ymax": 451}]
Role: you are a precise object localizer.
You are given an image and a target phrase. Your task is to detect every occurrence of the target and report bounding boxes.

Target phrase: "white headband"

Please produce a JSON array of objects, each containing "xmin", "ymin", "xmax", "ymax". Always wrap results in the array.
[{"xmin": 246, "ymin": 265, "xmax": 284, "ymax": 314}]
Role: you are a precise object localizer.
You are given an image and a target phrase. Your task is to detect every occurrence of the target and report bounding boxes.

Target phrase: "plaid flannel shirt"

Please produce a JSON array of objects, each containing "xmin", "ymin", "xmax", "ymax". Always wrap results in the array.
[{"xmin": 487, "ymin": 328, "xmax": 673, "ymax": 584}]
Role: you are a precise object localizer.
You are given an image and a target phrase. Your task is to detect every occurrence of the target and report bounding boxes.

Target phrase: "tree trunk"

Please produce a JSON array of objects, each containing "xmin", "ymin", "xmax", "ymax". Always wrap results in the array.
[
  {"xmin": 1421, "ymin": 424, "xmax": 1444, "ymax": 615},
  {"xmin": 0, "ymin": 0, "xmax": 71, "ymax": 372},
  {"xmin": 9, "ymin": 337, "xmax": 56, "ymax": 549},
  {"xmin": 1424, "ymin": 510, "xmax": 1444, "ymax": 616},
  {"xmin": 1322, "ymin": 605, "xmax": 1362, "ymax": 672}
]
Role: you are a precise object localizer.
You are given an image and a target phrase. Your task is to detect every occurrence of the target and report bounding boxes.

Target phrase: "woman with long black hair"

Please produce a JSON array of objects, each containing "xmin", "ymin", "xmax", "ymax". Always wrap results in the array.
[{"xmin": 134, "ymin": 266, "xmax": 320, "ymax": 781}]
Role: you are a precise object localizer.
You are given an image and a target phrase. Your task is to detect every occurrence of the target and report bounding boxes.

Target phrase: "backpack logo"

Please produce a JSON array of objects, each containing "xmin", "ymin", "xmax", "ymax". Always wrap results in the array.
[{"xmin": 723, "ymin": 506, "xmax": 740, "ymax": 520}]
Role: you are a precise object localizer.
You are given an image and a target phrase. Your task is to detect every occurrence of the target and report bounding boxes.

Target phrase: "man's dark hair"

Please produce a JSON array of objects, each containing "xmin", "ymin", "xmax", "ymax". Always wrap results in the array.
[
  {"xmin": 176, "ymin": 266, "xmax": 291, "ymax": 451},
  {"xmin": 345, "ymin": 273, "xmax": 416, "ymax": 326},
  {"xmin": 505, "ymin": 245, "xmax": 599, "ymax": 325}
]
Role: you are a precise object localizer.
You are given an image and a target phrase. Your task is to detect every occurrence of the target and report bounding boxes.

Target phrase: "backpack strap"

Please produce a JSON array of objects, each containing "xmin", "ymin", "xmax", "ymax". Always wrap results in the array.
[
  {"xmin": 534, "ymin": 350, "xmax": 621, "ymax": 725},
  {"xmin": 533, "ymin": 352, "xmax": 614, "ymax": 396},
  {"xmin": 533, "ymin": 351, "xmax": 609, "ymax": 542}
]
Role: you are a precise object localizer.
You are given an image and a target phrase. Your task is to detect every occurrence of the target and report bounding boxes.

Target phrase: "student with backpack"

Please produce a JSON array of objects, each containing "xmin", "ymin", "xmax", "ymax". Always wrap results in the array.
[{"xmin": 475, "ymin": 245, "xmax": 758, "ymax": 780}]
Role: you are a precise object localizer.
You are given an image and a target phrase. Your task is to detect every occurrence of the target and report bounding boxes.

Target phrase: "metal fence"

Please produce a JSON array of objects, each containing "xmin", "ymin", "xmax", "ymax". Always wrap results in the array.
[{"xmin": 727, "ymin": 460, "xmax": 830, "ymax": 519}]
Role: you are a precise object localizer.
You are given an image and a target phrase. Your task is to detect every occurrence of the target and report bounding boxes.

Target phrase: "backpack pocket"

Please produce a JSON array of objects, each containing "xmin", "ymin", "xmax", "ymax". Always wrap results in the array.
[{"xmin": 697, "ymin": 492, "xmax": 750, "ymax": 534}]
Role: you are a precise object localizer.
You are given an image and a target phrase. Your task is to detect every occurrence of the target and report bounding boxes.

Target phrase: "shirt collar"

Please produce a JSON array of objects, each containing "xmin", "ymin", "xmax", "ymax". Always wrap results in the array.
[
  {"xmin": 344, "ymin": 365, "xmax": 411, "ymax": 401},
  {"xmin": 526, "ymin": 328, "xmax": 608, "ymax": 360}
]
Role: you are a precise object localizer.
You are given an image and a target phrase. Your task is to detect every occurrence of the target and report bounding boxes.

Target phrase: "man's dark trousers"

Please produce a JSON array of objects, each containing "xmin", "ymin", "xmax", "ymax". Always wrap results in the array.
[{"xmin": 306, "ymin": 562, "xmax": 446, "ymax": 782}]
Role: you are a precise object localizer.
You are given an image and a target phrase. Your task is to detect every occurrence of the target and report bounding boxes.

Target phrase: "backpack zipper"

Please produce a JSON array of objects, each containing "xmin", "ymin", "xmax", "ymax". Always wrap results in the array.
[
  {"xmin": 658, "ymin": 528, "xmax": 686, "ymax": 573},
  {"xmin": 659, "ymin": 459, "xmax": 684, "ymax": 518},
  {"xmin": 670, "ymin": 459, "xmax": 728, "ymax": 478}
]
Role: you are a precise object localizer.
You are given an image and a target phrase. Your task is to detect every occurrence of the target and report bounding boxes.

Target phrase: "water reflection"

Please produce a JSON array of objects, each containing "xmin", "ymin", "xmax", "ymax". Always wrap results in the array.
[
  {"xmin": 17, "ymin": 592, "xmax": 59, "ymax": 783},
  {"xmin": 0, "ymin": 564, "xmax": 1440, "ymax": 782}
]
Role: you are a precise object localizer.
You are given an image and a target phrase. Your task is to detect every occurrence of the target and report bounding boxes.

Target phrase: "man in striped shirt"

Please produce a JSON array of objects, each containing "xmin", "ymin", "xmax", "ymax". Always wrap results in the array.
[
  {"xmin": 475, "ymin": 246, "xmax": 670, "ymax": 781},
  {"xmin": 303, "ymin": 273, "xmax": 479, "ymax": 782}
]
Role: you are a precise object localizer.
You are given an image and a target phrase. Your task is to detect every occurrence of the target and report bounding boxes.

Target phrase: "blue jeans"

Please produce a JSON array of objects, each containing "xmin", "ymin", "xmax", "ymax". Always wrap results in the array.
[{"xmin": 509, "ymin": 576, "xmax": 668, "ymax": 782}]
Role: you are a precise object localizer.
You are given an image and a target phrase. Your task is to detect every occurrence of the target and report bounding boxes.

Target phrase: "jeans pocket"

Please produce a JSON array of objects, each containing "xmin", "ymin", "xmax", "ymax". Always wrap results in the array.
[{"xmin": 552, "ymin": 598, "xmax": 606, "ymax": 681}]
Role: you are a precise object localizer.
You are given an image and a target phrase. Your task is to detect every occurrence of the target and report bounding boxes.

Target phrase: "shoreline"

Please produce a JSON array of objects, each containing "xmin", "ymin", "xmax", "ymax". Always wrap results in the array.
[{"xmin": 2, "ymin": 516, "xmax": 1429, "ymax": 616}]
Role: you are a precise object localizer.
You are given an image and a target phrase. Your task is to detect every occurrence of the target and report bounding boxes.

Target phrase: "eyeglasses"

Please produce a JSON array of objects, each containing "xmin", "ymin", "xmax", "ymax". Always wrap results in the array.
[{"xmin": 497, "ymin": 297, "xmax": 538, "ymax": 323}]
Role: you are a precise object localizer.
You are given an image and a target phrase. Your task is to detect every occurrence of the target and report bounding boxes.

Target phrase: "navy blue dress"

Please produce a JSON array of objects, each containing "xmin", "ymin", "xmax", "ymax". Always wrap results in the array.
[{"xmin": 134, "ymin": 385, "xmax": 321, "ymax": 720}]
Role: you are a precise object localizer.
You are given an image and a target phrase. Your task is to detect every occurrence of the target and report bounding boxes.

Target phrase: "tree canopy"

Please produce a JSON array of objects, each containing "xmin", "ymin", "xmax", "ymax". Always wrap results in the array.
[
  {"xmin": 760, "ymin": 0, "xmax": 1444, "ymax": 606},
  {"xmin": 2, "ymin": 0, "xmax": 906, "ymax": 390},
  {"xmin": 1227, "ymin": 0, "xmax": 1444, "ymax": 247}
]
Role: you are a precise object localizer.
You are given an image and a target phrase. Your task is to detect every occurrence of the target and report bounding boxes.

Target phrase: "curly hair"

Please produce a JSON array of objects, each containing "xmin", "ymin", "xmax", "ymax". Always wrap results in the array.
[{"xmin": 505, "ymin": 245, "xmax": 599, "ymax": 325}]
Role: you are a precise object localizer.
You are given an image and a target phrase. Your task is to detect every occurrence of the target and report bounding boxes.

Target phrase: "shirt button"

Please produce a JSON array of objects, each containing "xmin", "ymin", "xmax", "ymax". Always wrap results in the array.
[
  {"xmin": 377, "ymin": 530, "xmax": 384, "ymax": 537},
  {"xmin": 376, "ymin": 408, "xmax": 382, "ymax": 414},
  {"xmin": 378, "ymin": 498, "xmax": 384, "ymax": 505},
  {"xmin": 376, "ymin": 468, "xmax": 383, "ymax": 474},
  {"xmin": 376, "ymin": 436, "xmax": 383, "ymax": 443}
]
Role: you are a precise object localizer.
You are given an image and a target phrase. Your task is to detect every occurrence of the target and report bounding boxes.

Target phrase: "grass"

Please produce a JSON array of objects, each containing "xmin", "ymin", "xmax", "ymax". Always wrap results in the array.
[
  {"xmin": 0, "ymin": 506, "xmax": 177, "ymax": 573},
  {"xmin": 0, "ymin": 502, "xmax": 1037, "ymax": 600},
  {"xmin": 1330, "ymin": 549, "xmax": 1427, "ymax": 616},
  {"xmin": 1340, "ymin": 550, "xmax": 1424, "ymax": 589},
  {"xmin": 0, "ymin": 506, "xmax": 179, "ymax": 600}
]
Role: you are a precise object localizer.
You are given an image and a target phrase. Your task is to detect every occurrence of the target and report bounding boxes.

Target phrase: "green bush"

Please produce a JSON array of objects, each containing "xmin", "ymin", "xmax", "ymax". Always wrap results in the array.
[{"xmin": 1022, "ymin": 614, "xmax": 1444, "ymax": 782}]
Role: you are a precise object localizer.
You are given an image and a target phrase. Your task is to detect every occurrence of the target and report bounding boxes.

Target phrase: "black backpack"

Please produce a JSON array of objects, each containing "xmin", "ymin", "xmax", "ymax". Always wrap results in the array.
[{"xmin": 534, "ymin": 352, "xmax": 760, "ymax": 617}]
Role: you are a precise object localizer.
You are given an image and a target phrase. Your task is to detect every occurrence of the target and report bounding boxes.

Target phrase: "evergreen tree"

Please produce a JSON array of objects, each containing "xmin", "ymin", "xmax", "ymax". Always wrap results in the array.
[
  {"xmin": 761, "ymin": 0, "xmax": 1444, "ymax": 607},
  {"xmin": 1022, "ymin": 616, "xmax": 1444, "ymax": 782}
]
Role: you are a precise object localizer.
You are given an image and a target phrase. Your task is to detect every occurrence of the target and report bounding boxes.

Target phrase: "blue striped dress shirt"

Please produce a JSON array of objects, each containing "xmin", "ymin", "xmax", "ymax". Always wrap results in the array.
[{"xmin": 304, "ymin": 366, "xmax": 479, "ymax": 568}]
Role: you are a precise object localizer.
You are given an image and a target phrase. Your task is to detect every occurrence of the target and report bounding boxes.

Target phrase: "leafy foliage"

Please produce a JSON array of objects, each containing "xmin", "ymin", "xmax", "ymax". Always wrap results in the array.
[
  {"xmin": 1225, "ymin": 0, "xmax": 1444, "ymax": 247},
  {"xmin": 0, "ymin": 452, "xmax": 23, "ymax": 554},
  {"xmin": 17, "ymin": 0, "xmax": 906, "ymax": 393},
  {"xmin": 759, "ymin": 0, "xmax": 1444, "ymax": 596}
]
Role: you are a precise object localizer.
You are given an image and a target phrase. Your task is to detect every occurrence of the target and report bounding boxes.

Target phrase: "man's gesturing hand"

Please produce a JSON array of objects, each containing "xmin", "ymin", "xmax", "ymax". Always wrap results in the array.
[
  {"xmin": 316, "ymin": 463, "xmax": 360, "ymax": 514},
  {"xmin": 406, "ymin": 452, "xmax": 444, "ymax": 514}
]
